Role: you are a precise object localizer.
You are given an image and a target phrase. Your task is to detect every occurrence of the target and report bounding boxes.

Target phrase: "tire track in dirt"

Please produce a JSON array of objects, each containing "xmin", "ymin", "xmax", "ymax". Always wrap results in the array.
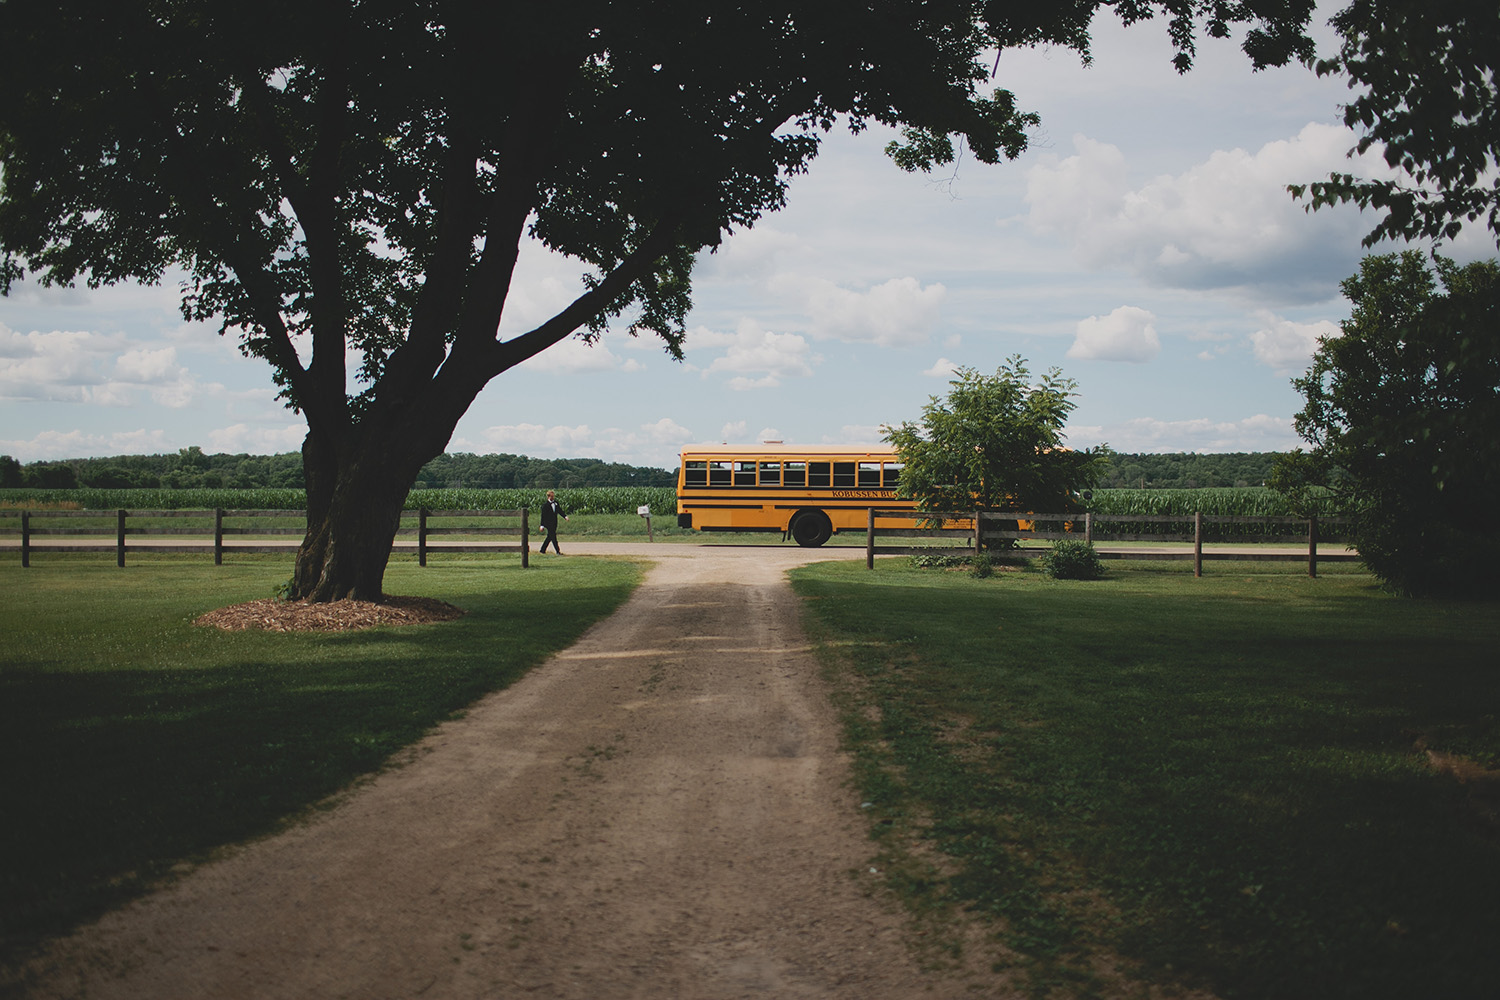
[{"xmin": 17, "ymin": 546, "xmax": 996, "ymax": 999}]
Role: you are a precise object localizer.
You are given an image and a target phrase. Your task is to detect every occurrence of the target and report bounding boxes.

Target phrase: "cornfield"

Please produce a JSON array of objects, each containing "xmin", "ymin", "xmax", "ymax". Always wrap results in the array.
[
  {"xmin": 1087, "ymin": 487, "xmax": 1326, "ymax": 518},
  {"xmin": 1083, "ymin": 488, "xmax": 1347, "ymax": 542},
  {"xmin": 0, "ymin": 486, "xmax": 679, "ymax": 516},
  {"xmin": 0, "ymin": 485, "xmax": 1339, "ymax": 538}
]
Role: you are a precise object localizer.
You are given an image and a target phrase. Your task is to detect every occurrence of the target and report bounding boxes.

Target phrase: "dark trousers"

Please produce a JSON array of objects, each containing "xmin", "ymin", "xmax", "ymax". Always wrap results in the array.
[{"xmin": 540, "ymin": 526, "xmax": 560, "ymax": 553}]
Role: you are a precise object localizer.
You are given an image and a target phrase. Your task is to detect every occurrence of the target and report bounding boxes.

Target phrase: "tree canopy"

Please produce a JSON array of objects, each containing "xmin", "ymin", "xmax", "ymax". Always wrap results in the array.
[
  {"xmin": 1291, "ymin": 0, "xmax": 1500, "ymax": 247},
  {"xmin": 0, "ymin": 1, "xmax": 1319, "ymax": 600},
  {"xmin": 883, "ymin": 359, "xmax": 1104, "ymax": 522},
  {"xmin": 1277, "ymin": 251, "xmax": 1500, "ymax": 596}
]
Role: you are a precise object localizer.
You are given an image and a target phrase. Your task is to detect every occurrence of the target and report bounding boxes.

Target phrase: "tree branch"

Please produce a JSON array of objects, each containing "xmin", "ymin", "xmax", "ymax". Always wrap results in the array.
[{"xmin": 495, "ymin": 217, "xmax": 685, "ymax": 372}]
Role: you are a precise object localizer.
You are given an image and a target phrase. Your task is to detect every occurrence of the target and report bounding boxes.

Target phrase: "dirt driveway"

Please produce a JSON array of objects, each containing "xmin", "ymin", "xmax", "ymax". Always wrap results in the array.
[{"xmin": 20, "ymin": 544, "xmax": 999, "ymax": 1000}]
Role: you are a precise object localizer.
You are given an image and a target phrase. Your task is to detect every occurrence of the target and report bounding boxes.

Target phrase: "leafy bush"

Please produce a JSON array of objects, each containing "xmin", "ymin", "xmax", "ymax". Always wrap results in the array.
[{"xmin": 1043, "ymin": 540, "xmax": 1104, "ymax": 580}]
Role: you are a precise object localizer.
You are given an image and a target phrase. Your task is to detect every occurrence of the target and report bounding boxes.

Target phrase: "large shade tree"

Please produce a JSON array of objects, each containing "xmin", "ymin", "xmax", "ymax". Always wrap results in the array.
[{"xmin": 0, "ymin": 1, "xmax": 1319, "ymax": 601}]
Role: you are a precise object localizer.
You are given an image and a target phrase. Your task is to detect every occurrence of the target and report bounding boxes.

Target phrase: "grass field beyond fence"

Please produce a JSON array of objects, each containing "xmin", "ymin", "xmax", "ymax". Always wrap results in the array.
[
  {"xmin": 0, "ymin": 554, "xmax": 642, "ymax": 970},
  {"xmin": 790, "ymin": 559, "xmax": 1500, "ymax": 1000}
]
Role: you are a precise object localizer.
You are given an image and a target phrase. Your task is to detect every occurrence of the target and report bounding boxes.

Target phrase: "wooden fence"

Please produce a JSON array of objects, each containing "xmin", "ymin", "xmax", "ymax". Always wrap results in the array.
[
  {"xmin": 0, "ymin": 508, "xmax": 531, "ymax": 568},
  {"xmin": 864, "ymin": 509, "xmax": 1356, "ymax": 577}
]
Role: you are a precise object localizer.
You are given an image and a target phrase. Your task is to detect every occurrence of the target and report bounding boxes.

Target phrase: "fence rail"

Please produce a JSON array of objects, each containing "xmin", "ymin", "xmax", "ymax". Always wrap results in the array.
[
  {"xmin": 864, "ymin": 509, "xmax": 1357, "ymax": 577},
  {"xmin": 0, "ymin": 508, "xmax": 531, "ymax": 568}
]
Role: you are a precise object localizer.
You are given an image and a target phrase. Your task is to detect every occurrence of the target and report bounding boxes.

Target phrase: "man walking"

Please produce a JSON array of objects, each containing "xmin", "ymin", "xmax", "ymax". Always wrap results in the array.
[{"xmin": 539, "ymin": 490, "xmax": 568, "ymax": 554}]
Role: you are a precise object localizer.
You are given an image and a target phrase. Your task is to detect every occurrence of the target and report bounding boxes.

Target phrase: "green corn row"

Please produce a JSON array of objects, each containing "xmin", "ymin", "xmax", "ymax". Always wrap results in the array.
[
  {"xmin": 0, "ymin": 485, "xmax": 680, "ymax": 515},
  {"xmin": 1085, "ymin": 488, "xmax": 1345, "ymax": 541},
  {"xmin": 0, "ymin": 487, "xmax": 308, "ymax": 510},
  {"xmin": 406, "ymin": 486, "xmax": 677, "ymax": 515}
]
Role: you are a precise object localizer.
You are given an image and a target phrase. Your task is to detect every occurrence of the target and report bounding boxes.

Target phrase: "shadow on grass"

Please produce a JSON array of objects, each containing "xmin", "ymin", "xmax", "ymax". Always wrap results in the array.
[
  {"xmin": 0, "ymin": 564, "xmax": 639, "ymax": 967},
  {"xmin": 793, "ymin": 563, "xmax": 1500, "ymax": 1000}
]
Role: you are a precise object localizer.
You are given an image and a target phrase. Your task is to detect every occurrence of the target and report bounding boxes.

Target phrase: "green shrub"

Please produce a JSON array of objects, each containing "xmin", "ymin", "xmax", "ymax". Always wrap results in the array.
[
  {"xmin": 1043, "ymin": 540, "xmax": 1104, "ymax": 580},
  {"xmin": 971, "ymin": 553, "xmax": 993, "ymax": 578}
]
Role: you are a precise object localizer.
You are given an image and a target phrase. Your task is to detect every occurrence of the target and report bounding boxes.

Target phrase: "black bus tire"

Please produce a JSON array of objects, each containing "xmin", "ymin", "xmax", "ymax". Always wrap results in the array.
[{"xmin": 790, "ymin": 510, "xmax": 833, "ymax": 547}]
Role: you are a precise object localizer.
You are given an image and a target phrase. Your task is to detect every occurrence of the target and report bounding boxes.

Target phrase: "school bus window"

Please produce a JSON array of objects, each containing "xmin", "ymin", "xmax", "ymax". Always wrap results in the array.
[
  {"xmin": 883, "ymin": 463, "xmax": 903, "ymax": 488},
  {"xmin": 809, "ymin": 462, "xmax": 831, "ymax": 487},
  {"xmin": 685, "ymin": 461, "xmax": 707, "ymax": 487},
  {"xmin": 858, "ymin": 462, "xmax": 880, "ymax": 487},
  {"xmin": 734, "ymin": 461, "xmax": 756, "ymax": 486},
  {"xmin": 784, "ymin": 461, "xmax": 807, "ymax": 486},
  {"xmin": 833, "ymin": 462, "xmax": 856, "ymax": 487},
  {"xmin": 709, "ymin": 461, "xmax": 731, "ymax": 486},
  {"xmin": 759, "ymin": 461, "xmax": 781, "ymax": 486}
]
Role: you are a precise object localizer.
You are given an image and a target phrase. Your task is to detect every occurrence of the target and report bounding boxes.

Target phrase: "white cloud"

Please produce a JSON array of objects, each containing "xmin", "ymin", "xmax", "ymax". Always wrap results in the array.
[
  {"xmin": 113, "ymin": 346, "xmax": 204, "ymax": 407},
  {"xmin": 463, "ymin": 416, "xmax": 695, "ymax": 466},
  {"xmin": 638, "ymin": 417, "xmax": 695, "ymax": 444},
  {"xmin": 1068, "ymin": 306, "xmax": 1161, "ymax": 363},
  {"xmin": 923, "ymin": 357, "xmax": 960, "ymax": 378},
  {"xmin": 725, "ymin": 375, "xmax": 781, "ymax": 391},
  {"xmin": 0, "ymin": 326, "xmax": 127, "ymax": 400},
  {"xmin": 478, "ymin": 422, "xmax": 595, "ymax": 453},
  {"xmin": 114, "ymin": 346, "xmax": 180, "ymax": 383},
  {"xmin": 720, "ymin": 420, "xmax": 748, "ymax": 441},
  {"xmin": 768, "ymin": 274, "xmax": 945, "ymax": 346},
  {"xmin": 1072, "ymin": 414, "xmax": 1300, "ymax": 453},
  {"xmin": 697, "ymin": 319, "xmax": 817, "ymax": 388},
  {"xmin": 517, "ymin": 335, "xmax": 644, "ymax": 374},
  {"xmin": 206, "ymin": 422, "xmax": 307, "ymax": 454},
  {"xmin": 576, "ymin": 417, "xmax": 696, "ymax": 468},
  {"xmin": 1249, "ymin": 311, "xmax": 1338, "ymax": 373},
  {"xmin": 0, "ymin": 428, "xmax": 182, "ymax": 463},
  {"xmin": 0, "ymin": 325, "xmax": 209, "ymax": 406},
  {"xmin": 1026, "ymin": 124, "xmax": 1396, "ymax": 303},
  {"xmin": 706, "ymin": 225, "xmax": 801, "ymax": 281},
  {"xmin": 826, "ymin": 425, "xmax": 887, "ymax": 446}
]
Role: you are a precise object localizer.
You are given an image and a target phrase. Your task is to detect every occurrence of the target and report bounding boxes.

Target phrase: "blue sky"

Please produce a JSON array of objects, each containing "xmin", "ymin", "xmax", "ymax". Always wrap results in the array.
[{"xmin": 2, "ymin": 9, "xmax": 1493, "ymax": 470}]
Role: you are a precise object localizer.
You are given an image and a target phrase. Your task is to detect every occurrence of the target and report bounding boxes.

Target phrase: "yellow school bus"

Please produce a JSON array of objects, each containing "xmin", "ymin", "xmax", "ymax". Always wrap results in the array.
[{"xmin": 675, "ymin": 443, "xmax": 970, "ymax": 547}]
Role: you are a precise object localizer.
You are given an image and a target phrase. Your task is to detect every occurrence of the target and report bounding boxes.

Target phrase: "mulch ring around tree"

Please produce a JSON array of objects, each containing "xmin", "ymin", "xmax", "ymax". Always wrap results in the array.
[{"xmin": 195, "ymin": 596, "xmax": 467, "ymax": 632}]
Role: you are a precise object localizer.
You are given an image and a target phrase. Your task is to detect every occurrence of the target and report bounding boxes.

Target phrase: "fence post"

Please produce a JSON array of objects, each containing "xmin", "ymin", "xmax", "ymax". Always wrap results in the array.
[
  {"xmin": 521, "ymin": 508, "xmax": 529, "ymax": 568},
  {"xmin": 1193, "ymin": 511, "xmax": 1203, "ymax": 578},
  {"xmin": 214, "ymin": 509, "xmax": 224, "ymax": 565},
  {"xmin": 21, "ymin": 510, "xmax": 29, "ymax": 568},
  {"xmin": 974, "ymin": 510, "xmax": 983, "ymax": 556},
  {"xmin": 418, "ymin": 507, "xmax": 428, "ymax": 567},
  {"xmin": 1085, "ymin": 511, "xmax": 1093, "ymax": 545},
  {"xmin": 867, "ymin": 508, "xmax": 876, "ymax": 570},
  {"xmin": 1307, "ymin": 514, "xmax": 1319, "ymax": 578},
  {"xmin": 117, "ymin": 509, "xmax": 127, "ymax": 567}
]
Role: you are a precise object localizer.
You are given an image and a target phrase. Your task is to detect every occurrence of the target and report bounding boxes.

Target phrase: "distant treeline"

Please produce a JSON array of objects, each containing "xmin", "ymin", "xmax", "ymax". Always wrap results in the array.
[
  {"xmin": 1096, "ymin": 451, "xmax": 1281, "ymax": 489},
  {"xmin": 2, "ymin": 448, "xmax": 1286, "ymax": 492},
  {"xmin": 0, "ymin": 448, "xmax": 676, "ymax": 491}
]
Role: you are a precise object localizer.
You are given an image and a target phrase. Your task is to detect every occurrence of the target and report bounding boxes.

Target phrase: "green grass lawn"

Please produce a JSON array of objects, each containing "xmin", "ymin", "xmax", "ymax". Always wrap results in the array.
[
  {"xmin": 790, "ymin": 558, "xmax": 1500, "ymax": 1000},
  {"xmin": 0, "ymin": 553, "xmax": 642, "ymax": 966}
]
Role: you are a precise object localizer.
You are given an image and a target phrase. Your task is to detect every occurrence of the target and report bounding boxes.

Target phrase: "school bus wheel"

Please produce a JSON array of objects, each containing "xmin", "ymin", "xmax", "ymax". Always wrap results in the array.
[{"xmin": 789, "ymin": 510, "xmax": 833, "ymax": 548}]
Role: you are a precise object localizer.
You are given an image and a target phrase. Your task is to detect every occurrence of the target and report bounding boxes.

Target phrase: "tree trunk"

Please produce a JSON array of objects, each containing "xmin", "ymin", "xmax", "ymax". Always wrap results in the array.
[{"xmin": 289, "ymin": 428, "xmax": 435, "ymax": 603}]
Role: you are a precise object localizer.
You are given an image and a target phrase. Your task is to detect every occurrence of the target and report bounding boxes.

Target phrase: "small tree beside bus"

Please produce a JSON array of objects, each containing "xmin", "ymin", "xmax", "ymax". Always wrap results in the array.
[{"xmin": 675, "ymin": 360, "xmax": 1101, "ymax": 548}]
